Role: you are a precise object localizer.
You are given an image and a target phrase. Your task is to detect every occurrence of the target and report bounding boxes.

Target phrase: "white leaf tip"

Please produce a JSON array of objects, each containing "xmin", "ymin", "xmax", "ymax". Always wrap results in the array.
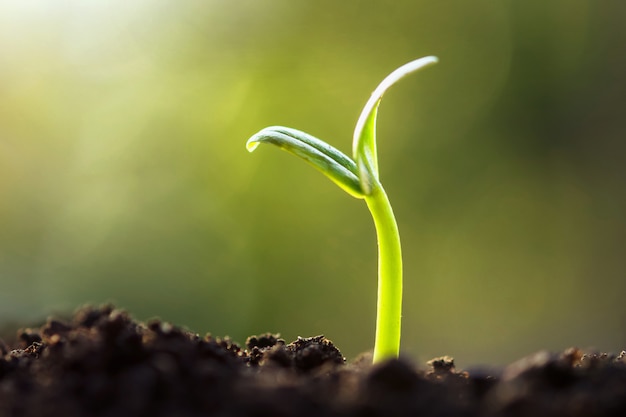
[{"xmin": 246, "ymin": 138, "xmax": 260, "ymax": 152}]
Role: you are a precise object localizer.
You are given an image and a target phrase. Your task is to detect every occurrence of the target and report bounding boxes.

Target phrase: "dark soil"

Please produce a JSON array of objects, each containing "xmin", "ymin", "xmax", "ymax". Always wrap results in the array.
[{"xmin": 1, "ymin": 305, "xmax": 624, "ymax": 416}]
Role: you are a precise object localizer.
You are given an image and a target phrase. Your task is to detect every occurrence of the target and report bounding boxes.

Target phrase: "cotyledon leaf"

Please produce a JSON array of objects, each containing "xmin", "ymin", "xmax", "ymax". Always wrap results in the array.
[
  {"xmin": 353, "ymin": 56, "xmax": 438, "ymax": 195},
  {"xmin": 246, "ymin": 126, "xmax": 365, "ymax": 199}
]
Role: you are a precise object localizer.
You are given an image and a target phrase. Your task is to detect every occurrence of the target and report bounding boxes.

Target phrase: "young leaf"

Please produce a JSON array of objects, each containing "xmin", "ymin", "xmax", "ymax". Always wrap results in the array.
[
  {"xmin": 353, "ymin": 56, "xmax": 439, "ymax": 194},
  {"xmin": 246, "ymin": 126, "xmax": 365, "ymax": 198}
]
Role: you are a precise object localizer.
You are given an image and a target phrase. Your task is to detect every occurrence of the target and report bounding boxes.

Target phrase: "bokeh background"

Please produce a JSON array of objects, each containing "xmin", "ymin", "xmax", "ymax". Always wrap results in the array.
[{"xmin": 1, "ymin": 1, "xmax": 625, "ymax": 367}]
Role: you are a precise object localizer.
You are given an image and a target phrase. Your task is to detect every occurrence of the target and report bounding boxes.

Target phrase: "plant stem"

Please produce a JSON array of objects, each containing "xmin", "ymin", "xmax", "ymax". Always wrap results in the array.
[{"xmin": 365, "ymin": 181, "xmax": 403, "ymax": 363}]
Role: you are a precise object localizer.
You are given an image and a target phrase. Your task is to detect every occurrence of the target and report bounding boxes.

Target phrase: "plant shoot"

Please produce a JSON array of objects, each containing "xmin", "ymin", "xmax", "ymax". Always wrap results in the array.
[{"xmin": 246, "ymin": 56, "xmax": 438, "ymax": 363}]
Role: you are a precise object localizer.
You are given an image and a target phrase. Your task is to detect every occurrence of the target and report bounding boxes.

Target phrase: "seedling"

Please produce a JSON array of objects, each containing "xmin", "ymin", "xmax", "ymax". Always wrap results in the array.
[{"xmin": 246, "ymin": 57, "xmax": 438, "ymax": 363}]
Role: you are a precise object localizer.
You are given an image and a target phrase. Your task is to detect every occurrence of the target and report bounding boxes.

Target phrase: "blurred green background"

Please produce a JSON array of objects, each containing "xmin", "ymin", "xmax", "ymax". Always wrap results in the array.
[{"xmin": 1, "ymin": 1, "xmax": 625, "ymax": 367}]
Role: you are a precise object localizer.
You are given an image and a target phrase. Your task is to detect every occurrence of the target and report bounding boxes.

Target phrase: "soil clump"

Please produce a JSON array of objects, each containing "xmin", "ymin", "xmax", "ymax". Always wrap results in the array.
[{"xmin": 1, "ymin": 305, "xmax": 624, "ymax": 416}]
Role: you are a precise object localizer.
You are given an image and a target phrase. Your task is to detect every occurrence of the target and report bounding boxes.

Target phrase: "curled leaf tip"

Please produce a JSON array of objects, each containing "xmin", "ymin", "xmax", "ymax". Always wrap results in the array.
[
  {"xmin": 352, "ymin": 56, "xmax": 438, "ymax": 194},
  {"xmin": 246, "ymin": 126, "xmax": 283, "ymax": 152},
  {"xmin": 246, "ymin": 139, "xmax": 260, "ymax": 152}
]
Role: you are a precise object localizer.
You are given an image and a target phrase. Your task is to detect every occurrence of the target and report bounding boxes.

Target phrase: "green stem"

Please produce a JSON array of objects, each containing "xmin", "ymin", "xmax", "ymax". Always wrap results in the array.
[{"xmin": 365, "ymin": 181, "xmax": 403, "ymax": 363}]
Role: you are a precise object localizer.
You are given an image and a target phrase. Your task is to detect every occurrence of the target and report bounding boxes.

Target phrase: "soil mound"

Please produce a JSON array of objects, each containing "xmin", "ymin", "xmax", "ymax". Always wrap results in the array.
[{"xmin": 1, "ymin": 305, "xmax": 624, "ymax": 416}]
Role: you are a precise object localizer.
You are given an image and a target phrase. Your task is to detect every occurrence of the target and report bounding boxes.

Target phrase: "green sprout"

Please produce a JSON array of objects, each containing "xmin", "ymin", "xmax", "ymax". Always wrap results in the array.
[{"xmin": 246, "ymin": 56, "xmax": 438, "ymax": 363}]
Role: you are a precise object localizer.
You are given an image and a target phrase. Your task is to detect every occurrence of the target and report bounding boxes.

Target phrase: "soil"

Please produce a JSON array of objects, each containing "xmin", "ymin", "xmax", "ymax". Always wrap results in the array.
[{"xmin": 0, "ymin": 305, "xmax": 624, "ymax": 417}]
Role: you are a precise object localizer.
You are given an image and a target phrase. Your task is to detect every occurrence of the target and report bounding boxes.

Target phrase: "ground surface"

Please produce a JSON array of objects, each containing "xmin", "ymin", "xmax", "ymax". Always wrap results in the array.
[{"xmin": 0, "ymin": 305, "xmax": 624, "ymax": 416}]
